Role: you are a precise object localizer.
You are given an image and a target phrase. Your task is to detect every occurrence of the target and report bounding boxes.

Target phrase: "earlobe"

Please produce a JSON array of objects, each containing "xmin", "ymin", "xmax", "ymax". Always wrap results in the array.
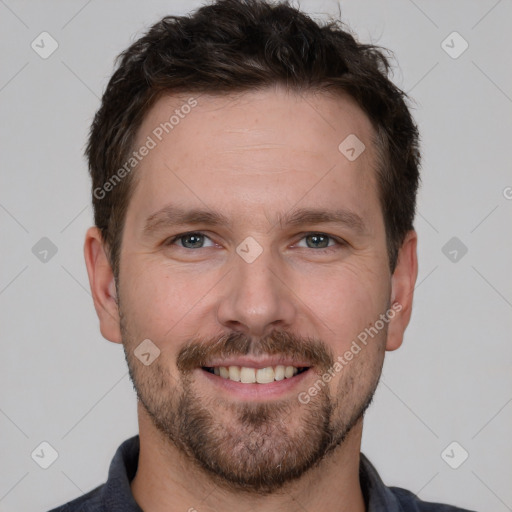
[
  {"xmin": 84, "ymin": 227, "xmax": 122, "ymax": 344},
  {"xmin": 386, "ymin": 230, "xmax": 418, "ymax": 352}
]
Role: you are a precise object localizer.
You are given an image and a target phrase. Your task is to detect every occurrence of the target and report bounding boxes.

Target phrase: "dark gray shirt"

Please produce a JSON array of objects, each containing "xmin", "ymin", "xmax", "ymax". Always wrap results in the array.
[{"xmin": 47, "ymin": 436, "xmax": 475, "ymax": 512}]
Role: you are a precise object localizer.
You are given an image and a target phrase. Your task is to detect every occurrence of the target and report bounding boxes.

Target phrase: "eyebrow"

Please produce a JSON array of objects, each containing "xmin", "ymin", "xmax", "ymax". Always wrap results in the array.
[{"xmin": 142, "ymin": 205, "xmax": 367, "ymax": 237}]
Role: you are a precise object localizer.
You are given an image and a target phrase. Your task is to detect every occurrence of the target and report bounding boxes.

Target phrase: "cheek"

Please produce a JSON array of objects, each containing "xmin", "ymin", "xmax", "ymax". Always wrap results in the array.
[
  {"xmin": 119, "ymin": 258, "xmax": 223, "ymax": 341},
  {"xmin": 332, "ymin": 340, "xmax": 385, "ymax": 401},
  {"xmin": 298, "ymin": 261, "xmax": 390, "ymax": 348}
]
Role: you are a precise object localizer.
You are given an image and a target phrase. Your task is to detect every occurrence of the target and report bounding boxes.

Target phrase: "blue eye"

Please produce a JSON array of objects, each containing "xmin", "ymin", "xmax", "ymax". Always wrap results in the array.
[
  {"xmin": 168, "ymin": 232, "xmax": 215, "ymax": 249},
  {"xmin": 297, "ymin": 233, "xmax": 338, "ymax": 250}
]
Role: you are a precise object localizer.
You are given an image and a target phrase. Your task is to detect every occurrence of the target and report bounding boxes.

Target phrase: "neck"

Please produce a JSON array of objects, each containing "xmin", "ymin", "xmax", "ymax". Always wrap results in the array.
[{"xmin": 130, "ymin": 402, "xmax": 366, "ymax": 512}]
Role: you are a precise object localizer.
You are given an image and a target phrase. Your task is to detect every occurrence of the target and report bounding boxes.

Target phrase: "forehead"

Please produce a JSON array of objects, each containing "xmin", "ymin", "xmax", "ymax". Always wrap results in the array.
[
  {"xmin": 136, "ymin": 86, "xmax": 375, "ymax": 159},
  {"xmin": 127, "ymin": 86, "xmax": 380, "ymax": 230}
]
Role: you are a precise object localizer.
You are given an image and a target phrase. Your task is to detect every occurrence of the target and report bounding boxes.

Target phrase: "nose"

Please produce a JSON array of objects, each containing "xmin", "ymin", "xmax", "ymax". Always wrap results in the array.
[{"xmin": 216, "ymin": 246, "xmax": 297, "ymax": 338}]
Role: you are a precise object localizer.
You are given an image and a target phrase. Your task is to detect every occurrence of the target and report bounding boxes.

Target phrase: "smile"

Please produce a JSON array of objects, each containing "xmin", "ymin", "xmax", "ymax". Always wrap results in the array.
[{"xmin": 203, "ymin": 365, "xmax": 309, "ymax": 383}]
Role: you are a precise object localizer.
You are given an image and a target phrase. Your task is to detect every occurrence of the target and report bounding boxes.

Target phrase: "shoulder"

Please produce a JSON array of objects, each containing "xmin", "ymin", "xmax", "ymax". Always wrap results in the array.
[
  {"xmin": 359, "ymin": 453, "xmax": 477, "ymax": 512},
  {"xmin": 390, "ymin": 486, "xmax": 477, "ymax": 512},
  {"xmin": 45, "ymin": 483, "xmax": 104, "ymax": 512},
  {"xmin": 45, "ymin": 435, "xmax": 141, "ymax": 512}
]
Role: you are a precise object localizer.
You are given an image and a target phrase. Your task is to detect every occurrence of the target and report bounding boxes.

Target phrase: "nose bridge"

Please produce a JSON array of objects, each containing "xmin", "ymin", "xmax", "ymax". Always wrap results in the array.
[{"xmin": 216, "ymin": 240, "xmax": 296, "ymax": 336}]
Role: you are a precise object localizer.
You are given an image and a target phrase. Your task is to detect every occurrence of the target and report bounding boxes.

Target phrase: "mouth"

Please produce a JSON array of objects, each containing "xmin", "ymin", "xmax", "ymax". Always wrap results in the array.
[
  {"xmin": 202, "ymin": 365, "xmax": 310, "ymax": 384},
  {"xmin": 197, "ymin": 357, "xmax": 314, "ymax": 400}
]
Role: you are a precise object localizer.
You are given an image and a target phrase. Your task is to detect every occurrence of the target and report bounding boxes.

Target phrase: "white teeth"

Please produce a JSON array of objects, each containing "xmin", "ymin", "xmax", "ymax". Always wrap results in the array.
[
  {"xmin": 284, "ymin": 366, "xmax": 295, "ymax": 378},
  {"xmin": 211, "ymin": 364, "xmax": 305, "ymax": 383},
  {"xmin": 274, "ymin": 365, "xmax": 285, "ymax": 381},
  {"xmin": 228, "ymin": 365, "xmax": 241, "ymax": 382},
  {"xmin": 256, "ymin": 367, "xmax": 275, "ymax": 384},
  {"xmin": 240, "ymin": 367, "xmax": 256, "ymax": 383}
]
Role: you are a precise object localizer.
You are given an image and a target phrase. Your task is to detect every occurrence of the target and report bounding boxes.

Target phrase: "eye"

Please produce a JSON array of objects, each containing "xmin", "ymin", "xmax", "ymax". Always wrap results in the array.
[
  {"xmin": 167, "ymin": 232, "xmax": 215, "ymax": 249},
  {"xmin": 295, "ymin": 233, "xmax": 342, "ymax": 251},
  {"xmin": 165, "ymin": 231, "xmax": 345, "ymax": 252}
]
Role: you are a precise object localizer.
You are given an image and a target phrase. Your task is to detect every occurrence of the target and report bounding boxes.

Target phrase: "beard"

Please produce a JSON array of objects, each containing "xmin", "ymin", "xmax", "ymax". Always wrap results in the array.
[{"xmin": 120, "ymin": 312, "xmax": 385, "ymax": 494}]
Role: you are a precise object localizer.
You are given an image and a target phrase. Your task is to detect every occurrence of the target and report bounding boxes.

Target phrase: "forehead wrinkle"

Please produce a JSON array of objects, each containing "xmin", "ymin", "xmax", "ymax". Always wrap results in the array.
[{"xmin": 225, "ymin": 143, "xmax": 288, "ymax": 151}]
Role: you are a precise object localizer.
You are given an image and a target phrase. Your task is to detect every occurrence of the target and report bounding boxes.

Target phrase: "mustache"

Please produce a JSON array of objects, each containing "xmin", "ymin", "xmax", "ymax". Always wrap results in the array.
[{"xmin": 176, "ymin": 330, "xmax": 334, "ymax": 373}]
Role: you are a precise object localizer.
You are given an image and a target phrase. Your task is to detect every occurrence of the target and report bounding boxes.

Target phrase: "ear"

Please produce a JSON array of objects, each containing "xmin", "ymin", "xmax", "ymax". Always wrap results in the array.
[
  {"xmin": 84, "ymin": 226, "xmax": 122, "ymax": 344},
  {"xmin": 386, "ymin": 230, "xmax": 418, "ymax": 351}
]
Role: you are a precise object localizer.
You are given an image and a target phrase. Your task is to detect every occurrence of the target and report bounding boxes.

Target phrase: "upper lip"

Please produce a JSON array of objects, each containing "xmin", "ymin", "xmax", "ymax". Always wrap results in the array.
[{"xmin": 202, "ymin": 356, "xmax": 312, "ymax": 369}]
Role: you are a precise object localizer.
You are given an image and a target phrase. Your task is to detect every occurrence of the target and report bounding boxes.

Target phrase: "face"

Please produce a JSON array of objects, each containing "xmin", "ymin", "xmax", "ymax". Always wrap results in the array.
[{"xmin": 108, "ymin": 86, "xmax": 405, "ymax": 492}]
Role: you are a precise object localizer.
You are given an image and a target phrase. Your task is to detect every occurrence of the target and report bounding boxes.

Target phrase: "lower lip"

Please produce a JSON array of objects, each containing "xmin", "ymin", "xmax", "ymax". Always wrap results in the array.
[{"xmin": 198, "ymin": 368, "xmax": 312, "ymax": 400}]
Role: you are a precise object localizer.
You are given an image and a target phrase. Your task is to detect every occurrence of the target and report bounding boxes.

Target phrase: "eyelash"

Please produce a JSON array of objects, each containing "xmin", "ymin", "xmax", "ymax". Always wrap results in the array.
[{"xmin": 165, "ymin": 231, "xmax": 345, "ymax": 252}]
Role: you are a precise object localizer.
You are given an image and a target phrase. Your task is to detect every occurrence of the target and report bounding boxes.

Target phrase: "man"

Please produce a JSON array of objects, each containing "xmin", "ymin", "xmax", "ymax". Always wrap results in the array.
[{"xmin": 49, "ymin": 0, "xmax": 475, "ymax": 510}]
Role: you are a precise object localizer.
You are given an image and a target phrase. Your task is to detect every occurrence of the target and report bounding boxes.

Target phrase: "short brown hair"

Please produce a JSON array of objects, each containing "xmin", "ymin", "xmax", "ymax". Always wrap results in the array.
[{"xmin": 86, "ymin": 0, "xmax": 420, "ymax": 280}]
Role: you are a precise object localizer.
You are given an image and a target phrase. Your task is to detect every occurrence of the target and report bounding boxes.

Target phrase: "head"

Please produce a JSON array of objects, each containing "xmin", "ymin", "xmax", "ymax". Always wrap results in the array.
[{"xmin": 84, "ymin": 0, "xmax": 419, "ymax": 494}]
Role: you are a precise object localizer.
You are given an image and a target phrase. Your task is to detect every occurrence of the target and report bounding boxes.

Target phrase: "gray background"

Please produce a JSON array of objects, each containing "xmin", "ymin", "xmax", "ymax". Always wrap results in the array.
[{"xmin": 1, "ymin": 1, "xmax": 511, "ymax": 511}]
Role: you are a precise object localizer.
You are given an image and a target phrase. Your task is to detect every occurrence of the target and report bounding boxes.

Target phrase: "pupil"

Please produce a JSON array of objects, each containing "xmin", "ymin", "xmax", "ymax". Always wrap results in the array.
[
  {"xmin": 185, "ymin": 234, "xmax": 203, "ymax": 248},
  {"xmin": 308, "ymin": 234, "xmax": 328, "ymax": 248}
]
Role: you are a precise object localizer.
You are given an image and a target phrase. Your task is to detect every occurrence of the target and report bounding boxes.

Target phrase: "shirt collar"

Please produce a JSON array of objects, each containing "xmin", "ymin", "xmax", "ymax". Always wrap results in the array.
[
  {"xmin": 101, "ymin": 435, "xmax": 143, "ymax": 512},
  {"xmin": 360, "ymin": 452, "xmax": 404, "ymax": 511}
]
